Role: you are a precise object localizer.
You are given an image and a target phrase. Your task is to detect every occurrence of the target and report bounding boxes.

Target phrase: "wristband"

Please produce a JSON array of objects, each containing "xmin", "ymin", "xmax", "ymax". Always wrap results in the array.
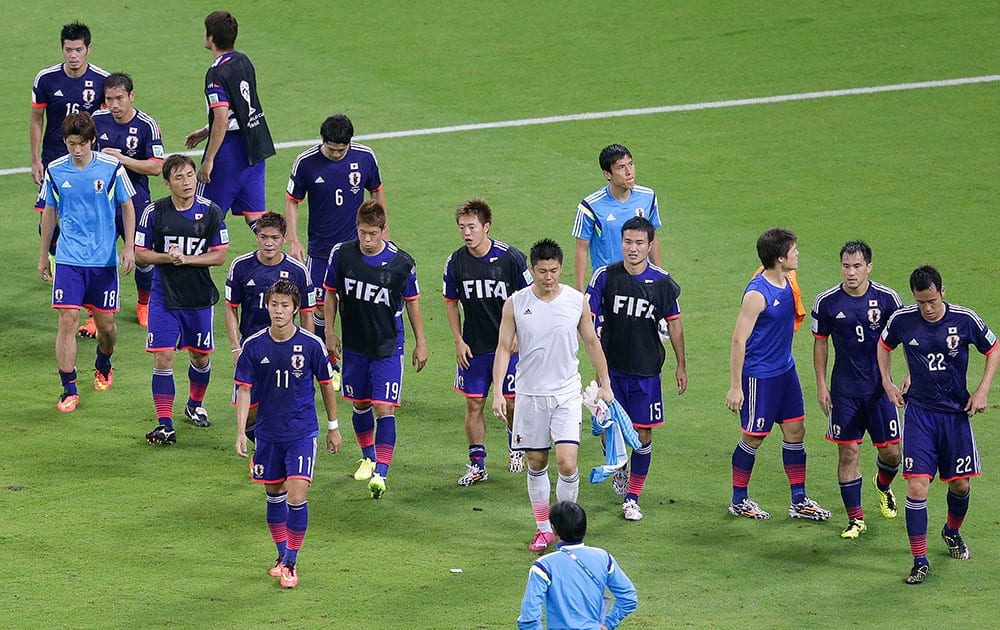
[
  {"xmin": 327, "ymin": 419, "xmax": 339, "ymax": 431},
  {"xmin": 232, "ymin": 348, "xmax": 241, "ymax": 353}
]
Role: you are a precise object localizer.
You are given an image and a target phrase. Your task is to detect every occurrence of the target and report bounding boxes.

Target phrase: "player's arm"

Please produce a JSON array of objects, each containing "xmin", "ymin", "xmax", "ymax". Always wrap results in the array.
[
  {"xmin": 725, "ymin": 291, "xmax": 765, "ymax": 412},
  {"xmin": 323, "ymin": 291, "xmax": 341, "ymax": 358},
  {"xmin": 235, "ymin": 383, "xmax": 252, "ymax": 457},
  {"xmin": 197, "ymin": 107, "xmax": 229, "ymax": 183},
  {"xmin": 169, "ymin": 244, "xmax": 228, "ymax": 268},
  {"xmin": 103, "ymin": 150, "xmax": 163, "ymax": 176},
  {"xmin": 135, "ymin": 247, "xmax": 173, "ymax": 266},
  {"xmin": 37, "ymin": 204, "xmax": 58, "ymax": 281},
  {"xmin": 492, "ymin": 298, "xmax": 516, "ymax": 422},
  {"xmin": 118, "ymin": 198, "xmax": 136, "ymax": 275},
  {"xmin": 405, "ymin": 297, "xmax": 429, "ymax": 372},
  {"xmin": 283, "ymin": 196, "xmax": 306, "ymax": 262},
  {"xmin": 516, "ymin": 566, "xmax": 548, "ymax": 630},
  {"xmin": 603, "ymin": 557, "xmax": 638, "ymax": 630},
  {"xmin": 318, "ymin": 381, "xmax": 342, "ymax": 453},
  {"xmin": 445, "ymin": 300, "xmax": 472, "ymax": 370},
  {"xmin": 967, "ymin": 344, "xmax": 1000, "ymax": 415},
  {"xmin": 667, "ymin": 316, "xmax": 687, "ymax": 394},
  {"xmin": 650, "ymin": 232, "xmax": 663, "ymax": 267},
  {"xmin": 877, "ymin": 342, "xmax": 904, "ymax": 408},
  {"xmin": 224, "ymin": 304, "xmax": 242, "ymax": 365},
  {"xmin": 297, "ymin": 308, "xmax": 315, "ymax": 334},
  {"xmin": 812, "ymin": 335, "xmax": 832, "ymax": 417},
  {"xmin": 579, "ymin": 296, "xmax": 613, "ymax": 403},
  {"xmin": 29, "ymin": 107, "xmax": 45, "ymax": 185},
  {"xmin": 370, "ymin": 188, "xmax": 389, "ymax": 239},
  {"xmin": 574, "ymin": 237, "xmax": 590, "ymax": 293}
]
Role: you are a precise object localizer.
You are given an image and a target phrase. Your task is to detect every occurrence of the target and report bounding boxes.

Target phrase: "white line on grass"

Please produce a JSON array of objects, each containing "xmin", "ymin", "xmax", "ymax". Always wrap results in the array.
[{"xmin": 4, "ymin": 74, "xmax": 997, "ymax": 177}]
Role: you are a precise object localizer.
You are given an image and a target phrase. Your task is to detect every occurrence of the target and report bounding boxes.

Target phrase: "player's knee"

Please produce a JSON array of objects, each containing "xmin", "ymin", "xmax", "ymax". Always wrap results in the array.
[{"xmin": 949, "ymin": 478, "xmax": 970, "ymax": 496}]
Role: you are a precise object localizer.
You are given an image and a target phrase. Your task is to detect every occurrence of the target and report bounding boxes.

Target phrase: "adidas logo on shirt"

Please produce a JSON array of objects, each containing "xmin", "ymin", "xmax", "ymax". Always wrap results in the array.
[
  {"xmin": 908, "ymin": 339, "xmax": 920, "ymax": 346},
  {"xmin": 100, "ymin": 133, "xmax": 109, "ymax": 140},
  {"xmin": 835, "ymin": 312, "xmax": 846, "ymax": 319},
  {"xmin": 523, "ymin": 308, "xmax": 532, "ymax": 315},
  {"xmin": 54, "ymin": 89, "xmax": 64, "ymax": 96},
  {"xmin": 773, "ymin": 299, "xmax": 780, "ymax": 307},
  {"xmin": 260, "ymin": 357, "xmax": 271, "ymax": 364},
  {"xmin": 247, "ymin": 279, "xmax": 256, "ymax": 286},
  {"xmin": 315, "ymin": 176, "xmax": 325, "ymax": 184},
  {"xmin": 606, "ymin": 212, "xmax": 617, "ymax": 221},
  {"xmin": 61, "ymin": 180, "xmax": 72, "ymax": 188}
]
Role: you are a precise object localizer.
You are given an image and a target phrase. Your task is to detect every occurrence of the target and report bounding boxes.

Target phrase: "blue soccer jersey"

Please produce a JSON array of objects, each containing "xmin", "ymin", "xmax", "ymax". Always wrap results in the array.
[
  {"xmin": 226, "ymin": 252, "xmax": 316, "ymax": 339},
  {"xmin": 234, "ymin": 327, "xmax": 334, "ymax": 442},
  {"xmin": 286, "ymin": 143, "xmax": 383, "ymax": 259},
  {"xmin": 742, "ymin": 274, "xmax": 796, "ymax": 378},
  {"xmin": 44, "ymin": 152, "xmax": 135, "ymax": 267},
  {"xmin": 571, "ymin": 184, "xmax": 660, "ymax": 272},
  {"xmin": 32, "ymin": 63, "xmax": 109, "ymax": 165},
  {"xmin": 93, "ymin": 108, "xmax": 164, "ymax": 207},
  {"xmin": 881, "ymin": 303, "xmax": 998, "ymax": 414},
  {"xmin": 812, "ymin": 281, "xmax": 902, "ymax": 397}
]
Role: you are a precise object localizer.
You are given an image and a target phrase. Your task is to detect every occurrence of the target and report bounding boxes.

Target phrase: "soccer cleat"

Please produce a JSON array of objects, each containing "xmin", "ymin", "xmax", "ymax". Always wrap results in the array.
[
  {"xmin": 528, "ymin": 529, "xmax": 554, "ymax": 552},
  {"xmin": 369, "ymin": 473, "xmax": 386, "ymax": 499},
  {"xmin": 330, "ymin": 363, "xmax": 342, "ymax": 392},
  {"xmin": 269, "ymin": 558, "xmax": 284, "ymax": 578},
  {"xmin": 789, "ymin": 497, "xmax": 832, "ymax": 521},
  {"xmin": 872, "ymin": 474, "xmax": 897, "ymax": 518},
  {"xmin": 840, "ymin": 518, "xmax": 867, "ymax": 539},
  {"xmin": 280, "ymin": 563, "xmax": 298, "ymax": 588},
  {"xmin": 78, "ymin": 316, "xmax": 97, "ymax": 338},
  {"xmin": 136, "ymin": 302, "xmax": 149, "ymax": 328},
  {"xmin": 508, "ymin": 449, "xmax": 524, "ymax": 473},
  {"xmin": 184, "ymin": 404, "xmax": 211, "ymax": 427},
  {"xmin": 904, "ymin": 563, "xmax": 929, "ymax": 585},
  {"xmin": 93, "ymin": 368, "xmax": 113, "ymax": 391},
  {"xmin": 941, "ymin": 527, "xmax": 970, "ymax": 560},
  {"xmin": 146, "ymin": 424, "xmax": 177, "ymax": 445},
  {"xmin": 353, "ymin": 458, "xmax": 375, "ymax": 481},
  {"xmin": 622, "ymin": 498, "xmax": 644, "ymax": 521},
  {"xmin": 57, "ymin": 392, "xmax": 80, "ymax": 413},
  {"xmin": 457, "ymin": 463, "xmax": 488, "ymax": 487},
  {"xmin": 729, "ymin": 498, "xmax": 771, "ymax": 519},
  {"xmin": 612, "ymin": 463, "xmax": 629, "ymax": 498}
]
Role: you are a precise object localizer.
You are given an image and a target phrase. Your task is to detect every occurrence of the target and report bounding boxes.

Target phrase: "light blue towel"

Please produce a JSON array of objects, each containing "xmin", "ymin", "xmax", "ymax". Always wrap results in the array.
[{"xmin": 589, "ymin": 399, "xmax": 640, "ymax": 484}]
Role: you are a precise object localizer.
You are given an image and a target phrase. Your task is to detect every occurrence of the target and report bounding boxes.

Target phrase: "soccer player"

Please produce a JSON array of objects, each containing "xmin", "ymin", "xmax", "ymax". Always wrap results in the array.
[
  {"xmin": 442, "ymin": 199, "xmax": 531, "ymax": 486},
  {"xmin": 725, "ymin": 228, "xmax": 830, "ymax": 521},
  {"xmin": 235, "ymin": 279, "xmax": 342, "ymax": 589},
  {"xmin": 285, "ymin": 114, "xmax": 385, "ymax": 351},
  {"xmin": 136, "ymin": 154, "xmax": 229, "ymax": 445},
  {"xmin": 322, "ymin": 200, "xmax": 428, "ymax": 499},
  {"xmin": 517, "ymin": 501, "xmax": 637, "ymax": 630},
  {"xmin": 586, "ymin": 217, "xmax": 685, "ymax": 521},
  {"xmin": 37, "ymin": 112, "xmax": 136, "ymax": 412},
  {"xmin": 878, "ymin": 265, "xmax": 999, "ymax": 585},
  {"xmin": 93, "ymin": 72, "xmax": 165, "ymax": 328},
  {"xmin": 492, "ymin": 239, "xmax": 613, "ymax": 552},
  {"xmin": 226, "ymin": 212, "xmax": 315, "ymax": 438},
  {"xmin": 184, "ymin": 10, "xmax": 275, "ymax": 232},
  {"xmin": 812, "ymin": 241, "xmax": 903, "ymax": 539},
  {"xmin": 572, "ymin": 143, "xmax": 662, "ymax": 292}
]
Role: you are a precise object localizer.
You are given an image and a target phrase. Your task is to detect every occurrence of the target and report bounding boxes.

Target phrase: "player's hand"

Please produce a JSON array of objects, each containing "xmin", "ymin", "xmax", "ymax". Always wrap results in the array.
[
  {"xmin": 817, "ymin": 386, "xmax": 832, "ymax": 418},
  {"xmin": 197, "ymin": 158, "xmax": 213, "ymax": 183},
  {"xmin": 120, "ymin": 248, "xmax": 135, "ymax": 275},
  {"xmin": 725, "ymin": 387, "xmax": 744, "ymax": 413},
  {"xmin": 185, "ymin": 127, "xmax": 208, "ymax": 149},
  {"xmin": 38, "ymin": 254, "xmax": 52, "ymax": 283},
  {"xmin": 492, "ymin": 396, "xmax": 508, "ymax": 423},
  {"xmin": 966, "ymin": 389, "xmax": 989, "ymax": 416},
  {"xmin": 326, "ymin": 428, "xmax": 342, "ymax": 454},
  {"xmin": 676, "ymin": 367, "xmax": 688, "ymax": 395},
  {"xmin": 31, "ymin": 159, "xmax": 44, "ymax": 186},
  {"xmin": 168, "ymin": 244, "xmax": 185, "ymax": 266},
  {"xmin": 235, "ymin": 434, "xmax": 249, "ymax": 458},
  {"xmin": 288, "ymin": 240, "xmax": 306, "ymax": 263},
  {"xmin": 326, "ymin": 333, "xmax": 342, "ymax": 361},
  {"xmin": 412, "ymin": 341, "xmax": 429, "ymax": 372},
  {"xmin": 101, "ymin": 147, "xmax": 122, "ymax": 158},
  {"xmin": 597, "ymin": 381, "xmax": 614, "ymax": 404},
  {"xmin": 900, "ymin": 374, "xmax": 911, "ymax": 394},
  {"xmin": 455, "ymin": 340, "xmax": 472, "ymax": 370},
  {"xmin": 884, "ymin": 381, "xmax": 905, "ymax": 408},
  {"xmin": 510, "ymin": 336, "xmax": 519, "ymax": 354}
]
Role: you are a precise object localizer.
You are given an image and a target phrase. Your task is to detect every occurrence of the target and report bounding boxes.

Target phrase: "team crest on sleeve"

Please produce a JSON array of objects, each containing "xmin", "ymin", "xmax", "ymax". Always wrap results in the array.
[
  {"xmin": 286, "ymin": 178, "xmax": 295, "ymax": 194},
  {"xmin": 135, "ymin": 232, "xmax": 145, "ymax": 247},
  {"xmin": 946, "ymin": 327, "xmax": 960, "ymax": 355},
  {"xmin": 220, "ymin": 228, "xmax": 230, "ymax": 244},
  {"xmin": 153, "ymin": 145, "xmax": 164, "ymax": 159}
]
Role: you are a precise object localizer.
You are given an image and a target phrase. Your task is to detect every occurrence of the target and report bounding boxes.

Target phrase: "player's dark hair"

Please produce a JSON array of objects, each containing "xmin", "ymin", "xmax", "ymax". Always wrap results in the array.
[
  {"xmin": 621, "ymin": 216, "xmax": 655, "ymax": 243},
  {"xmin": 205, "ymin": 11, "xmax": 238, "ymax": 50},
  {"xmin": 840, "ymin": 240, "xmax": 872, "ymax": 264},
  {"xmin": 103, "ymin": 72, "xmax": 134, "ymax": 94},
  {"xmin": 61, "ymin": 112, "xmax": 96, "ymax": 143},
  {"xmin": 357, "ymin": 200, "xmax": 387, "ymax": 229},
  {"xmin": 455, "ymin": 198, "xmax": 492, "ymax": 227},
  {"xmin": 756, "ymin": 228, "xmax": 797, "ymax": 269},
  {"xmin": 161, "ymin": 154, "xmax": 196, "ymax": 180},
  {"xmin": 61, "ymin": 21, "xmax": 91, "ymax": 47},
  {"xmin": 320, "ymin": 115, "xmax": 354, "ymax": 144},
  {"xmin": 530, "ymin": 238, "xmax": 563, "ymax": 266},
  {"xmin": 265, "ymin": 279, "xmax": 300, "ymax": 311},
  {"xmin": 599, "ymin": 143, "xmax": 632, "ymax": 173},
  {"xmin": 550, "ymin": 501, "xmax": 587, "ymax": 544},
  {"xmin": 909, "ymin": 265, "xmax": 943, "ymax": 293},
  {"xmin": 256, "ymin": 211, "xmax": 287, "ymax": 236}
]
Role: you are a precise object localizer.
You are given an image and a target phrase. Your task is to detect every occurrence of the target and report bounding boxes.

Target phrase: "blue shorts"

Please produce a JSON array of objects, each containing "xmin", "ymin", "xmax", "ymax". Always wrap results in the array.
[
  {"xmin": 197, "ymin": 138, "xmax": 266, "ymax": 217},
  {"xmin": 308, "ymin": 255, "xmax": 328, "ymax": 306},
  {"xmin": 610, "ymin": 371, "xmax": 663, "ymax": 428},
  {"xmin": 826, "ymin": 392, "xmax": 901, "ymax": 446},
  {"xmin": 740, "ymin": 367, "xmax": 805, "ymax": 436},
  {"xmin": 342, "ymin": 348, "xmax": 404, "ymax": 406},
  {"xmin": 251, "ymin": 436, "xmax": 318, "ymax": 484},
  {"xmin": 52, "ymin": 264, "xmax": 120, "ymax": 312},
  {"xmin": 146, "ymin": 293, "xmax": 214, "ymax": 354},
  {"xmin": 902, "ymin": 403, "xmax": 980, "ymax": 482},
  {"xmin": 455, "ymin": 352, "xmax": 517, "ymax": 398}
]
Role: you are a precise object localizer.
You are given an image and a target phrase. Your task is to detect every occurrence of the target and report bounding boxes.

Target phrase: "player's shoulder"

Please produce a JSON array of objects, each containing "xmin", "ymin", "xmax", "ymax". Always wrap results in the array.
[
  {"xmin": 646, "ymin": 262, "xmax": 673, "ymax": 281},
  {"xmin": 869, "ymin": 280, "xmax": 903, "ymax": 303},
  {"xmin": 91, "ymin": 108, "xmax": 113, "ymax": 120},
  {"xmin": 230, "ymin": 250, "xmax": 257, "ymax": 268},
  {"xmin": 133, "ymin": 109, "xmax": 162, "ymax": 131},
  {"xmin": 632, "ymin": 184, "xmax": 656, "ymax": 196},
  {"xmin": 349, "ymin": 142, "xmax": 378, "ymax": 158},
  {"xmin": 812, "ymin": 284, "xmax": 843, "ymax": 311},
  {"xmin": 292, "ymin": 144, "xmax": 322, "ymax": 166},
  {"xmin": 243, "ymin": 326, "xmax": 270, "ymax": 348},
  {"xmin": 33, "ymin": 63, "xmax": 64, "ymax": 84},
  {"xmin": 387, "ymin": 240, "xmax": 415, "ymax": 264},
  {"xmin": 947, "ymin": 303, "xmax": 988, "ymax": 327},
  {"xmin": 88, "ymin": 64, "xmax": 110, "ymax": 78},
  {"xmin": 296, "ymin": 327, "xmax": 327, "ymax": 350},
  {"xmin": 887, "ymin": 304, "xmax": 919, "ymax": 324},
  {"xmin": 197, "ymin": 195, "xmax": 225, "ymax": 216},
  {"xmin": 283, "ymin": 253, "xmax": 310, "ymax": 273},
  {"xmin": 48, "ymin": 154, "xmax": 73, "ymax": 170},
  {"xmin": 583, "ymin": 186, "xmax": 608, "ymax": 205},
  {"xmin": 93, "ymin": 151, "xmax": 122, "ymax": 169}
]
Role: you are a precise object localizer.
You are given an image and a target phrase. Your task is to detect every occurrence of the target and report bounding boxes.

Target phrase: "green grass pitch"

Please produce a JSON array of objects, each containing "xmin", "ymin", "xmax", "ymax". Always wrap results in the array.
[{"xmin": 1, "ymin": 1, "xmax": 998, "ymax": 627}]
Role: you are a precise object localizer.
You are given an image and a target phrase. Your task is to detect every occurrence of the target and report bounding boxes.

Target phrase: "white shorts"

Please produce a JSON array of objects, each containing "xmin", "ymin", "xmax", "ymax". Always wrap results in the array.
[{"xmin": 512, "ymin": 392, "xmax": 582, "ymax": 450}]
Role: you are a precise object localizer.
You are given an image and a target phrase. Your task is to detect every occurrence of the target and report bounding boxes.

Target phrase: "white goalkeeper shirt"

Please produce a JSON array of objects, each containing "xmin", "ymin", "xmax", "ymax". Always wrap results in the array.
[{"xmin": 511, "ymin": 284, "xmax": 584, "ymax": 397}]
